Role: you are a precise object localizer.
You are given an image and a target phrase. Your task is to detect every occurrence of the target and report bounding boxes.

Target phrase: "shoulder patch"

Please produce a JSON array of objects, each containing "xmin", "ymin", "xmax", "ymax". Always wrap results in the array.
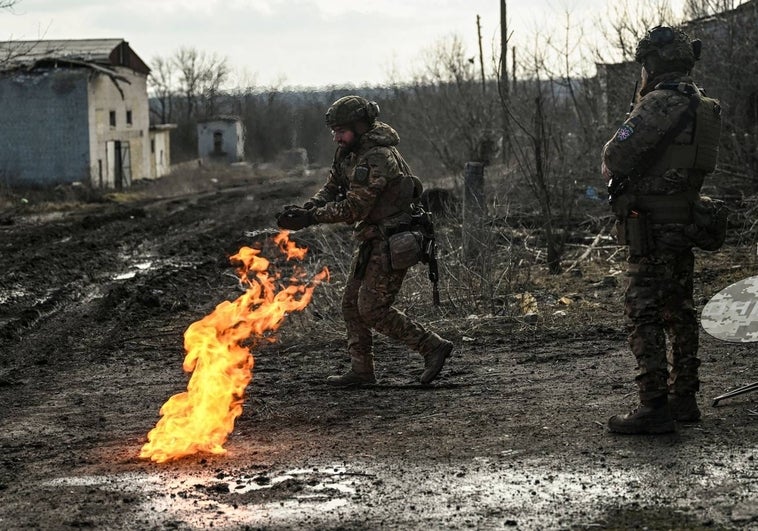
[
  {"xmin": 614, "ymin": 116, "xmax": 642, "ymax": 142},
  {"xmin": 353, "ymin": 165, "xmax": 370, "ymax": 184},
  {"xmin": 615, "ymin": 124, "xmax": 634, "ymax": 141}
]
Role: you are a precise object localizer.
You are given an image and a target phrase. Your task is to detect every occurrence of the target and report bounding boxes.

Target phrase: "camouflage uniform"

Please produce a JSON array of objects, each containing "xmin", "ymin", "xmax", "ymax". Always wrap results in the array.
[
  {"xmin": 311, "ymin": 121, "xmax": 448, "ymax": 376},
  {"xmin": 279, "ymin": 96, "xmax": 453, "ymax": 385},
  {"xmin": 602, "ymin": 27, "xmax": 721, "ymax": 432},
  {"xmin": 603, "ymin": 72, "xmax": 705, "ymax": 403}
]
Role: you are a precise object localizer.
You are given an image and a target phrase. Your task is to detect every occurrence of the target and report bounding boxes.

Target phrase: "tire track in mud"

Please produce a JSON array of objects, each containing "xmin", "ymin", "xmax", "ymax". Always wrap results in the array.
[{"xmin": 0, "ymin": 177, "xmax": 307, "ymax": 356}]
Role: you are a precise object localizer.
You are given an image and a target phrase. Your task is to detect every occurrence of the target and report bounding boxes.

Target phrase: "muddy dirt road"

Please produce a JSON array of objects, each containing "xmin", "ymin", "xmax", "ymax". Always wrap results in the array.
[{"xmin": 0, "ymin": 169, "xmax": 756, "ymax": 530}]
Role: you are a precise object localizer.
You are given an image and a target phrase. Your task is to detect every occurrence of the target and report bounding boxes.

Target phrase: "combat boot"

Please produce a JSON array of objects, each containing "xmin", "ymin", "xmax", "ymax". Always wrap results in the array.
[
  {"xmin": 419, "ymin": 333, "xmax": 453, "ymax": 385},
  {"xmin": 326, "ymin": 356, "xmax": 376, "ymax": 387},
  {"xmin": 326, "ymin": 370, "xmax": 376, "ymax": 386},
  {"xmin": 607, "ymin": 396, "xmax": 676, "ymax": 434},
  {"xmin": 669, "ymin": 393, "xmax": 701, "ymax": 422}
]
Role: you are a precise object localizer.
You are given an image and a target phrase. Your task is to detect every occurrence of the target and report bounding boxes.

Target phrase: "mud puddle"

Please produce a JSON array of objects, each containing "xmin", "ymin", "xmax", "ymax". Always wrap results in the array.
[{"xmin": 38, "ymin": 451, "xmax": 757, "ymax": 528}]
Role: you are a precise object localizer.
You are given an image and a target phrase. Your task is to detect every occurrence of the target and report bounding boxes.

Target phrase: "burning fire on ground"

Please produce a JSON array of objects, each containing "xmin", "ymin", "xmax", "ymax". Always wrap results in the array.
[{"xmin": 139, "ymin": 231, "xmax": 328, "ymax": 463}]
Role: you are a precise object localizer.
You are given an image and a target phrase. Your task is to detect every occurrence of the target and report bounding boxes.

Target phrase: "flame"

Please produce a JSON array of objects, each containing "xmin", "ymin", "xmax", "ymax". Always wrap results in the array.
[{"xmin": 139, "ymin": 230, "xmax": 328, "ymax": 463}]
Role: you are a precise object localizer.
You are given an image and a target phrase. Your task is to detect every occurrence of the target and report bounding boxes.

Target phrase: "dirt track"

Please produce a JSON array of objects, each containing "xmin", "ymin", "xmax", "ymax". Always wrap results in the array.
[{"xmin": 0, "ymin": 169, "xmax": 756, "ymax": 530}]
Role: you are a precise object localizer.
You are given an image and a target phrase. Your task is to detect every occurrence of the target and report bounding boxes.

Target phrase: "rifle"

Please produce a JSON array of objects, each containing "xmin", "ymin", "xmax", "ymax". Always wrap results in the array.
[
  {"xmin": 427, "ymin": 238, "xmax": 440, "ymax": 307},
  {"xmin": 625, "ymin": 80, "xmax": 639, "ymax": 119},
  {"xmin": 413, "ymin": 207, "xmax": 440, "ymax": 306}
]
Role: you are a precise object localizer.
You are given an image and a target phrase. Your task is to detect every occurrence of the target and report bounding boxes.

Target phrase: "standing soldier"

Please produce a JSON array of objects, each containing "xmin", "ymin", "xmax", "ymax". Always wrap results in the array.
[
  {"xmin": 276, "ymin": 95, "xmax": 453, "ymax": 386},
  {"xmin": 602, "ymin": 26, "xmax": 724, "ymax": 434}
]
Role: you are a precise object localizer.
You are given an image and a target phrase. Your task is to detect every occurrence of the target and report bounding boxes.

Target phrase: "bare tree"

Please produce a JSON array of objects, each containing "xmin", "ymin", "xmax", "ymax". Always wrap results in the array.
[
  {"xmin": 392, "ymin": 34, "xmax": 499, "ymax": 175},
  {"xmin": 146, "ymin": 47, "xmax": 230, "ymax": 160},
  {"xmin": 597, "ymin": 0, "xmax": 677, "ymax": 62},
  {"xmin": 173, "ymin": 47, "xmax": 230, "ymax": 121},
  {"xmin": 497, "ymin": 11, "xmax": 606, "ymax": 274},
  {"xmin": 1, "ymin": 1, "xmax": 31, "ymax": 69},
  {"xmin": 683, "ymin": 0, "xmax": 746, "ymax": 18},
  {"xmin": 506, "ymin": 54, "xmax": 570, "ymax": 273},
  {"xmin": 199, "ymin": 53, "xmax": 230, "ymax": 118},
  {"xmin": 148, "ymin": 56, "xmax": 174, "ymax": 124},
  {"xmin": 499, "ymin": 0, "xmax": 511, "ymax": 164}
]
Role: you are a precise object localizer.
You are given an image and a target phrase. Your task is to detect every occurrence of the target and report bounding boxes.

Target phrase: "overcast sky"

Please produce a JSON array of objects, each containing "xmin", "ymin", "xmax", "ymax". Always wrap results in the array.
[{"xmin": 1, "ymin": 0, "xmax": 687, "ymax": 89}]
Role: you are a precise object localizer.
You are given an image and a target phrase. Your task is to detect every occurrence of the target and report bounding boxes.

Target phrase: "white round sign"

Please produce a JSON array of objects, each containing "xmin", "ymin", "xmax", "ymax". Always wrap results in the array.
[{"xmin": 701, "ymin": 275, "xmax": 758, "ymax": 343}]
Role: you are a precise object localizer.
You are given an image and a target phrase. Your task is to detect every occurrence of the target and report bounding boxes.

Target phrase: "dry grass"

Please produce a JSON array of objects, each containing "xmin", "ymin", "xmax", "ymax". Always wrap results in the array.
[
  {"xmin": 6, "ymin": 162, "xmax": 754, "ymax": 345},
  {"xmin": 279, "ymin": 198, "xmax": 628, "ymax": 349}
]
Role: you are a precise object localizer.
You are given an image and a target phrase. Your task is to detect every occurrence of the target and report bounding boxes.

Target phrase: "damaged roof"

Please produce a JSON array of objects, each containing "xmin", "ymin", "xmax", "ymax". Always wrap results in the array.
[{"xmin": 0, "ymin": 38, "xmax": 150, "ymax": 75}]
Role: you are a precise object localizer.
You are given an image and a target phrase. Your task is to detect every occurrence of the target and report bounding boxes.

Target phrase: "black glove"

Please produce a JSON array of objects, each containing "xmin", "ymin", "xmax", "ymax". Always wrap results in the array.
[
  {"xmin": 282, "ymin": 201, "xmax": 315, "ymax": 210},
  {"xmin": 275, "ymin": 207, "xmax": 316, "ymax": 231}
]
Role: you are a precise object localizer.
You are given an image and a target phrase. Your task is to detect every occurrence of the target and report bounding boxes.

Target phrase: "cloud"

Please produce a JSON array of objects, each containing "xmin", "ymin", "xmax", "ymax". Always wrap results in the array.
[{"xmin": 0, "ymin": 0, "xmax": 691, "ymax": 88}]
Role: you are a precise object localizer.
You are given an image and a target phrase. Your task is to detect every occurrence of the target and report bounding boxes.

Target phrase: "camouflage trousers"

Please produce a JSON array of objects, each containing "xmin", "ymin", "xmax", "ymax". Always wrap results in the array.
[
  {"xmin": 625, "ymin": 249, "xmax": 700, "ymax": 401},
  {"xmin": 341, "ymin": 238, "xmax": 433, "ymax": 371}
]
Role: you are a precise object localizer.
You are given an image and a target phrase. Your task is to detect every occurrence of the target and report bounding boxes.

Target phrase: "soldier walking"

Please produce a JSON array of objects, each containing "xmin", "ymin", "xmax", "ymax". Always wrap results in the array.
[
  {"xmin": 602, "ymin": 27, "xmax": 724, "ymax": 433},
  {"xmin": 276, "ymin": 95, "xmax": 453, "ymax": 386}
]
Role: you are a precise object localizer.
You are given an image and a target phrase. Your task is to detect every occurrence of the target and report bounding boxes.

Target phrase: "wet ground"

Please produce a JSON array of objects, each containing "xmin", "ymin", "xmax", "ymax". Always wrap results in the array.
[{"xmin": 0, "ymin": 168, "xmax": 756, "ymax": 530}]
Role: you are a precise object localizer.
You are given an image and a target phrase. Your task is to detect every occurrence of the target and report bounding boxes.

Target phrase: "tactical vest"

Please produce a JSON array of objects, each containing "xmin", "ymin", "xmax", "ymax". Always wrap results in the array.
[
  {"xmin": 364, "ymin": 147, "xmax": 420, "ymax": 224},
  {"xmin": 366, "ymin": 174, "xmax": 416, "ymax": 223},
  {"xmin": 658, "ymin": 83, "xmax": 721, "ymax": 172}
]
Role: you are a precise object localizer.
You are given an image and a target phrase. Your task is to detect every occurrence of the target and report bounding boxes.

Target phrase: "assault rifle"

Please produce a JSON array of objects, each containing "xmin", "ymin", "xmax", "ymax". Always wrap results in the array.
[
  {"xmin": 607, "ymin": 174, "xmax": 630, "ymax": 207},
  {"xmin": 412, "ymin": 207, "xmax": 440, "ymax": 306},
  {"xmin": 625, "ymin": 80, "xmax": 639, "ymax": 119}
]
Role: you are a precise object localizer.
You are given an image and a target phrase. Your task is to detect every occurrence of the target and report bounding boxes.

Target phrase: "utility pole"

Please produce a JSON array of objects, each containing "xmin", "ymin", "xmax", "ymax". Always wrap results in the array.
[
  {"xmin": 476, "ymin": 14, "xmax": 486, "ymax": 94},
  {"xmin": 500, "ymin": 0, "xmax": 510, "ymax": 164},
  {"xmin": 512, "ymin": 46, "xmax": 517, "ymax": 94}
]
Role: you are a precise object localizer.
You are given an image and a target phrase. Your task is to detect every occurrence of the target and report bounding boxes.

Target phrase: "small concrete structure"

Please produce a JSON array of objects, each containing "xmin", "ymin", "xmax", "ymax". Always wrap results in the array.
[{"xmin": 197, "ymin": 116, "xmax": 244, "ymax": 164}]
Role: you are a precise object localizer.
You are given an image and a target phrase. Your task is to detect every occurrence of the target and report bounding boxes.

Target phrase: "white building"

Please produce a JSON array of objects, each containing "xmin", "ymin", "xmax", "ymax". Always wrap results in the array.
[
  {"xmin": 197, "ymin": 116, "xmax": 245, "ymax": 164},
  {"xmin": 0, "ymin": 39, "xmax": 173, "ymax": 189},
  {"xmin": 149, "ymin": 123, "xmax": 176, "ymax": 180}
]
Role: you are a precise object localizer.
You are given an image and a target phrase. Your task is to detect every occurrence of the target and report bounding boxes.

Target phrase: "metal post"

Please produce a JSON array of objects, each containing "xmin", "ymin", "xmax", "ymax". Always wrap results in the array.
[{"xmin": 462, "ymin": 161, "xmax": 486, "ymax": 259}]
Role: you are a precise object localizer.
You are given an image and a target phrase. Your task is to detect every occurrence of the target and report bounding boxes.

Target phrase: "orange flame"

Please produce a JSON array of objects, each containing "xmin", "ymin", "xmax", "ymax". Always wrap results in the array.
[{"xmin": 139, "ymin": 230, "xmax": 328, "ymax": 463}]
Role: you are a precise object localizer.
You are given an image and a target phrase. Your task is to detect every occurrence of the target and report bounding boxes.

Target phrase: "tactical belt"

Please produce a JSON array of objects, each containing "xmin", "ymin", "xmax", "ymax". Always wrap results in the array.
[{"xmin": 635, "ymin": 193, "xmax": 695, "ymax": 224}]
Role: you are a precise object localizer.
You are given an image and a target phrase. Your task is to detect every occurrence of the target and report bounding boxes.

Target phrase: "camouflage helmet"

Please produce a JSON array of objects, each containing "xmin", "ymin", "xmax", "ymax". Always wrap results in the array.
[
  {"xmin": 634, "ymin": 26, "xmax": 699, "ymax": 73},
  {"xmin": 325, "ymin": 95, "xmax": 380, "ymax": 128}
]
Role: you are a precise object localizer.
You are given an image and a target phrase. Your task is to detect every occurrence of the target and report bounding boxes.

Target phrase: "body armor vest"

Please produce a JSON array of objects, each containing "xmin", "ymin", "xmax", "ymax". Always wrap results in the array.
[
  {"xmin": 660, "ymin": 84, "xmax": 721, "ymax": 172},
  {"xmin": 366, "ymin": 173, "xmax": 416, "ymax": 223},
  {"xmin": 364, "ymin": 147, "xmax": 420, "ymax": 224}
]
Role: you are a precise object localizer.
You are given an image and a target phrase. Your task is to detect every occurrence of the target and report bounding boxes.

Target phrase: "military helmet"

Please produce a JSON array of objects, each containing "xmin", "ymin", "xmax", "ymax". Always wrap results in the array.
[
  {"xmin": 325, "ymin": 95, "xmax": 380, "ymax": 128},
  {"xmin": 634, "ymin": 26, "xmax": 700, "ymax": 73}
]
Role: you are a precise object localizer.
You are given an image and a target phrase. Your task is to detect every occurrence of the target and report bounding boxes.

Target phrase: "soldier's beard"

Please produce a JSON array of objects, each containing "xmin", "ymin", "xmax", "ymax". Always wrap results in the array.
[{"xmin": 338, "ymin": 135, "xmax": 360, "ymax": 151}]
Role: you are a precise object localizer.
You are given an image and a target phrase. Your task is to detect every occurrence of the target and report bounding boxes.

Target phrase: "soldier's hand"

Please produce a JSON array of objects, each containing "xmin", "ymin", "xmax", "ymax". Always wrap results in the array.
[
  {"xmin": 281, "ymin": 201, "xmax": 315, "ymax": 211},
  {"xmin": 275, "ymin": 207, "xmax": 316, "ymax": 231}
]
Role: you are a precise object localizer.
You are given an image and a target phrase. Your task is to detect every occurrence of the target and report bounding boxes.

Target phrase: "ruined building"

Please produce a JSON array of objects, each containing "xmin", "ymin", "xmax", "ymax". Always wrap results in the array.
[{"xmin": 0, "ymin": 39, "xmax": 173, "ymax": 189}]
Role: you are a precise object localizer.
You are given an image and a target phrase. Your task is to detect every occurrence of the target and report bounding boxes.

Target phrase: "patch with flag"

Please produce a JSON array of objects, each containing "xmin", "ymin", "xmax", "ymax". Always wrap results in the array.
[
  {"xmin": 615, "ymin": 124, "xmax": 634, "ymax": 141},
  {"xmin": 615, "ymin": 116, "xmax": 641, "ymax": 142}
]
